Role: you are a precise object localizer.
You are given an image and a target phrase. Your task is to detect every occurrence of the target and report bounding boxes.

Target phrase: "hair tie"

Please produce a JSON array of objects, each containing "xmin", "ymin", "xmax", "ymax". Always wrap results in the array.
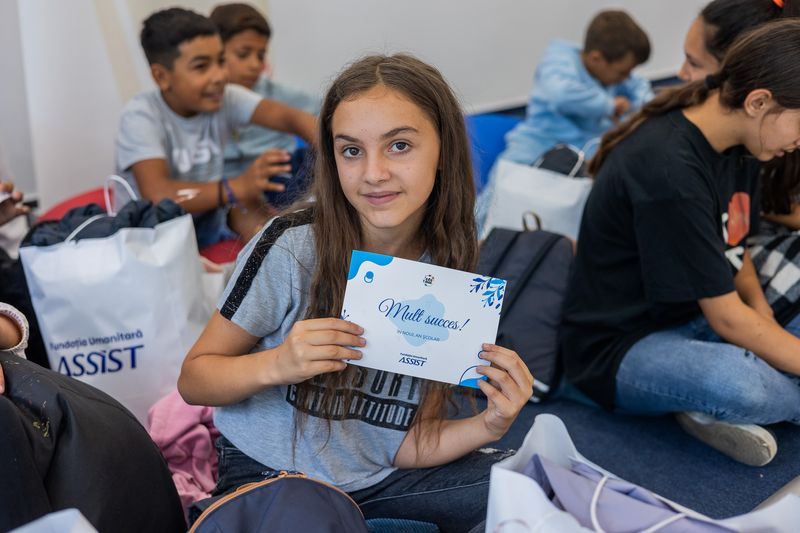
[
  {"xmin": 774, "ymin": 0, "xmax": 784, "ymax": 8},
  {"xmin": 704, "ymin": 74, "xmax": 720, "ymax": 90}
]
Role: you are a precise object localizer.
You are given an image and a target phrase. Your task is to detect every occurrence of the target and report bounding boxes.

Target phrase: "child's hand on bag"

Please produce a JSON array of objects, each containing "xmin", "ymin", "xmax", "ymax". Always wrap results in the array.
[
  {"xmin": 234, "ymin": 150, "xmax": 292, "ymax": 204},
  {"xmin": 271, "ymin": 318, "xmax": 365, "ymax": 384},
  {"xmin": 476, "ymin": 344, "xmax": 534, "ymax": 439}
]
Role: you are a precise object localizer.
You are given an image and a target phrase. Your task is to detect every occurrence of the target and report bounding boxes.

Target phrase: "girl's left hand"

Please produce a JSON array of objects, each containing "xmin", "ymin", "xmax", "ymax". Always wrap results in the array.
[{"xmin": 476, "ymin": 343, "xmax": 534, "ymax": 439}]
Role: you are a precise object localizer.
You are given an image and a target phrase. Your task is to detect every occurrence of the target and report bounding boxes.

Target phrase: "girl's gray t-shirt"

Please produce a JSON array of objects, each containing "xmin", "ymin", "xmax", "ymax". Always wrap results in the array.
[{"xmin": 215, "ymin": 212, "xmax": 423, "ymax": 492}]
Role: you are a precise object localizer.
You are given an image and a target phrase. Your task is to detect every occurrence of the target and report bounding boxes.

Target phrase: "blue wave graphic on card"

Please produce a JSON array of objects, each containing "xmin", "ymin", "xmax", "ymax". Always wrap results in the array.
[
  {"xmin": 457, "ymin": 364, "xmax": 489, "ymax": 389},
  {"xmin": 348, "ymin": 251, "xmax": 393, "ymax": 280}
]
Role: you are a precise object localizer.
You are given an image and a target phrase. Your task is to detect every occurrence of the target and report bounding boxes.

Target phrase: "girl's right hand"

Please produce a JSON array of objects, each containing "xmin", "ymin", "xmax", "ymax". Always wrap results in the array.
[{"xmin": 271, "ymin": 318, "xmax": 365, "ymax": 384}]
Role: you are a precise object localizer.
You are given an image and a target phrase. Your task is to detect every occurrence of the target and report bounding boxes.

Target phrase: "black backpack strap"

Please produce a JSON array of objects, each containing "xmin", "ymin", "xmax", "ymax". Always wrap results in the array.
[
  {"xmin": 500, "ymin": 232, "xmax": 563, "ymax": 321},
  {"xmin": 480, "ymin": 228, "xmax": 522, "ymax": 277}
]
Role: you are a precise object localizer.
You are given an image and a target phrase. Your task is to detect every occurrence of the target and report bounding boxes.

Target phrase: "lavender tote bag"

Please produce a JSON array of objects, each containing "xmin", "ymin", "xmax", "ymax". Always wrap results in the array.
[{"xmin": 485, "ymin": 415, "xmax": 800, "ymax": 533}]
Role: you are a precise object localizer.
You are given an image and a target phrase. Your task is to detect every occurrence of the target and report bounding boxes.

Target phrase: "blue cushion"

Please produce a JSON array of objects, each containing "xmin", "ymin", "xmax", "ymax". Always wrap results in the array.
[{"xmin": 465, "ymin": 113, "xmax": 521, "ymax": 193}]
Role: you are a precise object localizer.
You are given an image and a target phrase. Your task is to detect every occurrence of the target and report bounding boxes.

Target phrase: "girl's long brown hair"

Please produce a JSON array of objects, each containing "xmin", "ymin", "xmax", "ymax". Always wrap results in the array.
[
  {"xmin": 292, "ymin": 54, "xmax": 477, "ymax": 448},
  {"xmin": 589, "ymin": 19, "xmax": 800, "ymax": 176}
]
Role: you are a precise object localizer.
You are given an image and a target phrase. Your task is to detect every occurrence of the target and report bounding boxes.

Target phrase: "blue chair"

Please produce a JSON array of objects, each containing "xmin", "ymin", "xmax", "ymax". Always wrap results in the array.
[{"xmin": 465, "ymin": 113, "xmax": 522, "ymax": 193}]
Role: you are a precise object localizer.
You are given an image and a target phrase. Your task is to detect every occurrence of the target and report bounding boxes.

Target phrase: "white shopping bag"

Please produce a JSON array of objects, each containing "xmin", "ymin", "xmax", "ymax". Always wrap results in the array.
[
  {"xmin": 483, "ymin": 159, "xmax": 592, "ymax": 241},
  {"xmin": 20, "ymin": 177, "xmax": 212, "ymax": 424},
  {"xmin": 486, "ymin": 414, "xmax": 800, "ymax": 533},
  {"xmin": 10, "ymin": 509, "xmax": 98, "ymax": 533}
]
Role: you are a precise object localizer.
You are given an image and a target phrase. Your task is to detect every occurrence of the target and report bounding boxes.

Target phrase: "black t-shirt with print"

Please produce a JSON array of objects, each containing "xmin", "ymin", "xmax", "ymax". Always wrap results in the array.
[{"xmin": 561, "ymin": 109, "xmax": 761, "ymax": 410}]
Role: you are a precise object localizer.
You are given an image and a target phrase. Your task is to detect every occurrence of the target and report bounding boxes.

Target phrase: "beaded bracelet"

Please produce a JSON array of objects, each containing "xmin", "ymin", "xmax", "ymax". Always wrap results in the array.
[{"xmin": 221, "ymin": 177, "xmax": 237, "ymax": 206}]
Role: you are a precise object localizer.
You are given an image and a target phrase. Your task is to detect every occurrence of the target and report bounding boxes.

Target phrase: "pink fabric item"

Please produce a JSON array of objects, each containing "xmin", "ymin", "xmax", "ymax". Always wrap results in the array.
[{"xmin": 147, "ymin": 390, "xmax": 220, "ymax": 511}]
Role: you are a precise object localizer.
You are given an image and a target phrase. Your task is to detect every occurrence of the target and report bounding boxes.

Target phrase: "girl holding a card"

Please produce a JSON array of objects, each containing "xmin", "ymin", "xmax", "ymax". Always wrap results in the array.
[{"xmin": 178, "ymin": 54, "xmax": 533, "ymax": 530}]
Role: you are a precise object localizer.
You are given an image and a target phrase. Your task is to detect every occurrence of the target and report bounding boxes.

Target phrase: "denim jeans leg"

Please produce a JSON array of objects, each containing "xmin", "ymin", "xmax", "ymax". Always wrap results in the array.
[
  {"xmin": 213, "ymin": 436, "xmax": 279, "ymax": 496},
  {"xmin": 349, "ymin": 448, "xmax": 514, "ymax": 533},
  {"xmin": 615, "ymin": 316, "xmax": 800, "ymax": 424}
]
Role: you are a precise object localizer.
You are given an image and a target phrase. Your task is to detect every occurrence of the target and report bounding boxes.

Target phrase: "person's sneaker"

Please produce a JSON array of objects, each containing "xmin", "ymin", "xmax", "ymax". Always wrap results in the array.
[{"xmin": 675, "ymin": 412, "xmax": 777, "ymax": 467}]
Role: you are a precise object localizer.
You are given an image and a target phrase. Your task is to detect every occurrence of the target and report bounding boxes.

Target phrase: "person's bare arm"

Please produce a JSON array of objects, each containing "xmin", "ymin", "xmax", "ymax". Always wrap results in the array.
[
  {"xmin": 132, "ymin": 150, "xmax": 294, "ymax": 214},
  {"xmin": 250, "ymin": 99, "xmax": 317, "ymax": 146},
  {"xmin": 700, "ymin": 291, "xmax": 800, "ymax": 375},
  {"xmin": 131, "ymin": 159, "xmax": 223, "ymax": 214},
  {"xmin": 178, "ymin": 313, "xmax": 364, "ymax": 406},
  {"xmin": 734, "ymin": 250, "xmax": 774, "ymax": 320},
  {"xmin": 763, "ymin": 203, "xmax": 800, "ymax": 231}
]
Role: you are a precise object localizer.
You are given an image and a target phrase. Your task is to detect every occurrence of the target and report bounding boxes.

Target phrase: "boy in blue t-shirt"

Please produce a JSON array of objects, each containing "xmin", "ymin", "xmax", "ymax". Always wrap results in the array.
[
  {"xmin": 115, "ymin": 8, "xmax": 316, "ymax": 247},
  {"xmin": 500, "ymin": 10, "xmax": 654, "ymax": 165}
]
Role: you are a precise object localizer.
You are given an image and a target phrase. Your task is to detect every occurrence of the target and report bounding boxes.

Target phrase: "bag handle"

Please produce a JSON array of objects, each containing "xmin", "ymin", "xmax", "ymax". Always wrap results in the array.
[
  {"xmin": 589, "ymin": 474, "xmax": 688, "ymax": 533},
  {"xmin": 65, "ymin": 175, "xmax": 135, "ymax": 242},
  {"xmin": 103, "ymin": 175, "xmax": 138, "ymax": 216},
  {"xmin": 64, "ymin": 214, "xmax": 110, "ymax": 243},
  {"xmin": 533, "ymin": 143, "xmax": 585, "ymax": 178},
  {"xmin": 522, "ymin": 211, "xmax": 542, "ymax": 232},
  {"xmin": 581, "ymin": 137, "xmax": 601, "ymax": 159}
]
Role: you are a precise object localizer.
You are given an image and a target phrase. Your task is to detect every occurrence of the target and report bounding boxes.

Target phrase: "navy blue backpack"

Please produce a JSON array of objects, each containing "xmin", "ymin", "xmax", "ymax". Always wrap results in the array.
[
  {"xmin": 477, "ymin": 224, "xmax": 574, "ymax": 401},
  {"xmin": 189, "ymin": 471, "xmax": 368, "ymax": 533}
]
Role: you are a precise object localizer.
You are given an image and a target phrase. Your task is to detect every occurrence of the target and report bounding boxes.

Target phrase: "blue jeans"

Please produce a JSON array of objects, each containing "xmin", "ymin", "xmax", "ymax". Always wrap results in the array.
[
  {"xmin": 193, "ymin": 208, "xmax": 237, "ymax": 249},
  {"xmin": 615, "ymin": 314, "xmax": 800, "ymax": 424},
  {"xmin": 208, "ymin": 436, "xmax": 513, "ymax": 533}
]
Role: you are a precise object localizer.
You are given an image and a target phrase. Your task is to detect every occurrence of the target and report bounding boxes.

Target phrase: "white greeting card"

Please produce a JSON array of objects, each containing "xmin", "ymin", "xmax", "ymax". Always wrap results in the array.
[{"xmin": 341, "ymin": 250, "xmax": 506, "ymax": 388}]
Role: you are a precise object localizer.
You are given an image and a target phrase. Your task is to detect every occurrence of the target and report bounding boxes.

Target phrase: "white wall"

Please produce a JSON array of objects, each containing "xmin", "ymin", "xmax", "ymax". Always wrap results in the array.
[
  {"xmin": 268, "ymin": 0, "xmax": 705, "ymax": 113},
  {"xmin": 0, "ymin": 0, "xmax": 35, "ymax": 195},
  {"xmin": 18, "ymin": 0, "xmax": 124, "ymax": 210},
  {"xmin": 3, "ymin": 0, "xmax": 704, "ymax": 209}
]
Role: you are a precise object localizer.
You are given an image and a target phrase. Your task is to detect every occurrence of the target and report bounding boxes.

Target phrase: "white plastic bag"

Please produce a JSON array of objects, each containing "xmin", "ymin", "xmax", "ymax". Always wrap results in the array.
[
  {"xmin": 20, "ymin": 177, "xmax": 212, "ymax": 423},
  {"xmin": 486, "ymin": 414, "xmax": 800, "ymax": 532},
  {"xmin": 483, "ymin": 159, "xmax": 592, "ymax": 241}
]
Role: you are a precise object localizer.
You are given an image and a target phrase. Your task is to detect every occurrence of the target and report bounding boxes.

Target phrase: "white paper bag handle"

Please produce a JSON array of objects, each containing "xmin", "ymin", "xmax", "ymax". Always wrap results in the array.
[
  {"xmin": 64, "ymin": 214, "xmax": 109, "ymax": 243},
  {"xmin": 104, "ymin": 175, "xmax": 138, "ymax": 216},
  {"xmin": 533, "ymin": 143, "xmax": 585, "ymax": 178},
  {"xmin": 581, "ymin": 138, "xmax": 601, "ymax": 158},
  {"xmin": 588, "ymin": 474, "xmax": 688, "ymax": 533}
]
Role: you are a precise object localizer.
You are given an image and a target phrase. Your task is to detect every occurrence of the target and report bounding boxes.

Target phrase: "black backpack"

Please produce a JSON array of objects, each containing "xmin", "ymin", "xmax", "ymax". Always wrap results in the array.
[
  {"xmin": 0, "ymin": 352, "xmax": 186, "ymax": 532},
  {"xmin": 477, "ymin": 224, "xmax": 573, "ymax": 401},
  {"xmin": 189, "ymin": 472, "xmax": 369, "ymax": 533}
]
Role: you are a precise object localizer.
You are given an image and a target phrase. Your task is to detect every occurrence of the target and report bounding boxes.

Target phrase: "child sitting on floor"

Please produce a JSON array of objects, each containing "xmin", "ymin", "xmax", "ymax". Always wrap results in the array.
[
  {"xmin": 115, "ymin": 8, "xmax": 316, "ymax": 247},
  {"xmin": 210, "ymin": 1, "xmax": 319, "ymax": 201},
  {"xmin": 500, "ymin": 9, "xmax": 653, "ymax": 165}
]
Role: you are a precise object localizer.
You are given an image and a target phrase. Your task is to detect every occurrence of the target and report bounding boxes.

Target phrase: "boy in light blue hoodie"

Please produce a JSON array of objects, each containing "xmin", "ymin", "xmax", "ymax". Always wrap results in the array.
[{"xmin": 501, "ymin": 10, "xmax": 653, "ymax": 165}]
